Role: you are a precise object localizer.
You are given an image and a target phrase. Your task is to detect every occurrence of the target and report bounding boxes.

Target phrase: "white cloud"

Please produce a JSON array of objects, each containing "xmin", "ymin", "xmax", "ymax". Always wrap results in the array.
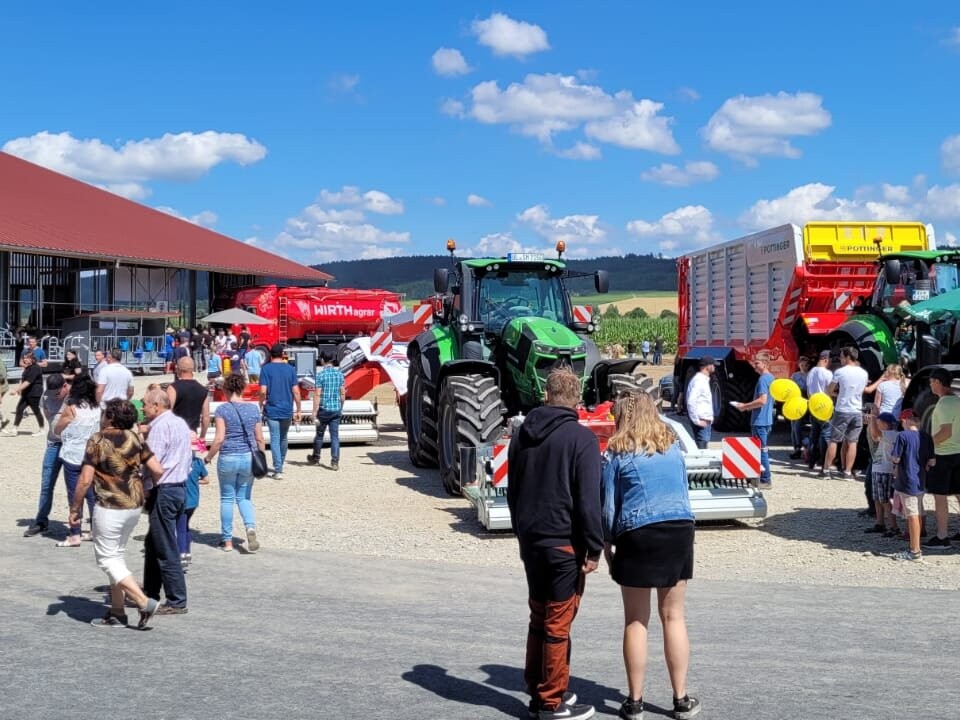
[
  {"xmin": 739, "ymin": 183, "xmax": 892, "ymax": 229},
  {"xmin": 429, "ymin": 196, "xmax": 447, "ymax": 206},
  {"xmin": 317, "ymin": 185, "xmax": 404, "ymax": 214},
  {"xmin": 440, "ymin": 98, "xmax": 466, "ymax": 117},
  {"xmin": 641, "ymin": 160, "xmax": 719, "ymax": 187},
  {"xmin": 475, "ymin": 232, "xmax": 523, "ymax": 256},
  {"xmin": 274, "ymin": 220, "xmax": 410, "ymax": 264},
  {"xmin": 701, "ymin": 91, "xmax": 831, "ymax": 164},
  {"xmin": 555, "ymin": 142, "xmax": 602, "ymax": 160},
  {"xmin": 467, "ymin": 193, "xmax": 492, "ymax": 207},
  {"xmin": 156, "ymin": 206, "xmax": 218, "ymax": 227},
  {"xmin": 463, "ymin": 73, "xmax": 679, "ymax": 155},
  {"xmin": 923, "ymin": 184, "xmax": 960, "ymax": 219},
  {"xmin": 677, "ymin": 86, "xmax": 700, "ymax": 102},
  {"xmin": 945, "ymin": 231, "xmax": 958, "ymax": 247},
  {"xmin": 944, "ymin": 27, "xmax": 960, "ymax": 47},
  {"xmin": 101, "ymin": 183, "xmax": 152, "ymax": 200},
  {"xmin": 471, "ymin": 13, "xmax": 550, "ymax": 58},
  {"xmin": 942, "ymin": 134, "xmax": 960, "ymax": 174},
  {"xmin": 328, "ymin": 73, "xmax": 360, "ymax": 93},
  {"xmin": 737, "ymin": 181, "xmax": 960, "ymax": 248},
  {"xmin": 627, "ymin": 205, "xmax": 718, "ymax": 252},
  {"xmin": 432, "ymin": 47, "xmax": 471, "ymax": 76},
  {"xmin": 518, "ymin": 204, "xmax": 607, "ymax": 246},
  {"xmin": 584, "ymin": 98, "xmax": 680, "ymax": 153},
  {"xmin": 2, "ymin": 130, "xmax": 267, "ymax": 199},
  {"xmin": 268, "ymin": 185, "xmax": 411, "ymax": 262}
]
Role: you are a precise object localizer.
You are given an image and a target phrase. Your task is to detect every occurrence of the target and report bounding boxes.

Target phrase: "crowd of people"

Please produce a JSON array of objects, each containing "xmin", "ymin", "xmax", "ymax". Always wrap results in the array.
[
  {"xmin": 684, "ymin": 345, "xmax": 960, "ymax": 562},
  {"xmin": 10, "ymin": 336, "xmax": 347, "ymax": 630}
]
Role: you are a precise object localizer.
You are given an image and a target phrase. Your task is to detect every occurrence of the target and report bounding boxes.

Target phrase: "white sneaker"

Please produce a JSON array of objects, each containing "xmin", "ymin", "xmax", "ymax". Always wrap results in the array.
[
  {"xmin": 32, "ymin": 430, "xmax": 46, "ymax": 437},
  {"xmin": 0, "ymin": 428, "xmax": 16, "ymax": 437}
]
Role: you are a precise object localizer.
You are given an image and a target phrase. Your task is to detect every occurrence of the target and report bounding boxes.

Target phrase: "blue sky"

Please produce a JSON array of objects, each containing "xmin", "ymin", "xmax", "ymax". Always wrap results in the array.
[{"xmin": 2, "ymin": 2, "xmax": 960, "ymax": 268}]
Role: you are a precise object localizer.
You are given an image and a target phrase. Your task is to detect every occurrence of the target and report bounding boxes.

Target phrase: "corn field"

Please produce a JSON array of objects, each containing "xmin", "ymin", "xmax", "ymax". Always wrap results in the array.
[{"xmin": 593, "ymin": 317, "xmax": 678, "ymax": 353}]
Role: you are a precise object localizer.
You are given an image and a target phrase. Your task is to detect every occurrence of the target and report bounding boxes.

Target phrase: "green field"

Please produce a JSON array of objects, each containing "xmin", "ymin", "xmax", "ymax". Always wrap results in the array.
[{"xmin": 570, "ymin": 289, "xmax": 676, "ymax": 307}]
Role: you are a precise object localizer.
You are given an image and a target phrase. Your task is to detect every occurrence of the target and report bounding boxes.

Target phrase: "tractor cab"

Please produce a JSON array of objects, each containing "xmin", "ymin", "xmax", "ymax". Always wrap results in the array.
[{"xmin": 432, "ymin": 243, "xmax": 606, "ymax": 411}]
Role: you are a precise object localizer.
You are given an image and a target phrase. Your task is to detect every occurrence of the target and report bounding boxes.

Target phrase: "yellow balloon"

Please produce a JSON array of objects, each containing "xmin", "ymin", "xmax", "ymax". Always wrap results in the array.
[
  {"xmin": 808, "ymin": 392, "xmax": 834, "ymax": 422},
  {"xmin": 783, "ymin": 396, "xmax": 808, "ymax": 421},
  {"xmin": 770, "ymin": 377, "xmax": 801, "ymax": 402}
]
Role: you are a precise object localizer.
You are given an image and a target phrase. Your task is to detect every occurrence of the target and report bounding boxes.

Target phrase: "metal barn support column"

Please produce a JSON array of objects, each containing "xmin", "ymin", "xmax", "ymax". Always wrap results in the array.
[{"xmin": 187, "ymin": 270, "xmax": 197, "ymax": 328}]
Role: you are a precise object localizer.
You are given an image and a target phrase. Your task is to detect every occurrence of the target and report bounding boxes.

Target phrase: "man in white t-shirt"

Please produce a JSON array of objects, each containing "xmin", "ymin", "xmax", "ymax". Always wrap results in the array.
[
  {"xmin": 820, "ymin": 346, "xmax": 868, "ymax": 479},
  {"xmin": 805, "ymin": 350, "xmax": 834, "ymax": 469},
  {"xmin": 685, "ymin": 356, "xmax": 715, "ymax": 449},
  {"xmin": 96, "ymin": 348, "xmax": 135, "ymax": 405}
]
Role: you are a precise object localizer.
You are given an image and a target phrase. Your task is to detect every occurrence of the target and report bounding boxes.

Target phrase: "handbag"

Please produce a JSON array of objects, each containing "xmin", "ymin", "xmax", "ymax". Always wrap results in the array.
[{"xmin": 230, "ymin": 402, "xmax": 268, "ymax": 478}]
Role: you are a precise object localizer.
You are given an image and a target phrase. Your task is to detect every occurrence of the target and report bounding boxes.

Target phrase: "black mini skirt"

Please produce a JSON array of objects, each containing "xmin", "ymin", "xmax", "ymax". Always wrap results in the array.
[{"xmin": 611, "ymin": 519, "xmax": 695, "ymax": 588}]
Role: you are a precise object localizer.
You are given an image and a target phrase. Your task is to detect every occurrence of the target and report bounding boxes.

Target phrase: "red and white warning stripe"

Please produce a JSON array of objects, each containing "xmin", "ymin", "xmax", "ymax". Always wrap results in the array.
[
  {"xmin": 835, "ymin": 292, "xmax": 853, "ymax": 311},
  {"xmin": 780, "ymin": 286, "xmax": 803, "ymax": 327},
  {"xmin": 413, "ymin": 302, "xmax": 434, "ymax": 326},
  {"xmin": 370, "ymin": 331, "xmax": 393, "ymax": 358},
  {"xmin": 573, "ymin": 305, "xmax": 592, "ymax": 324},
  {"xmin": 491, "ymin": 441, "xmax": 510, "ymax": 487},
  {"xmin": 721, "ymin": 437, "xmax": 761, "ymax": 479}
]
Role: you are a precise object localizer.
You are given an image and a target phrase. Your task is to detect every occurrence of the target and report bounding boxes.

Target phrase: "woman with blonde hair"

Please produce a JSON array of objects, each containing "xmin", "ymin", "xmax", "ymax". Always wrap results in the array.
[
  {"xmin": 865, "ymin": 363, "xmax": 906, "ymax": 416},
  {"xmin": 602, "ymin": 391, "xmax": 700, "ymax": 720}
]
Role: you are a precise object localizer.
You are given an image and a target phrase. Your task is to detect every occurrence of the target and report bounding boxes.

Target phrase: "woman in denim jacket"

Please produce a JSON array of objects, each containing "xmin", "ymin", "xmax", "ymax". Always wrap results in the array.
[{"xmin": 602, "ymin": 391, "xmax": 700, "ymax": 720}]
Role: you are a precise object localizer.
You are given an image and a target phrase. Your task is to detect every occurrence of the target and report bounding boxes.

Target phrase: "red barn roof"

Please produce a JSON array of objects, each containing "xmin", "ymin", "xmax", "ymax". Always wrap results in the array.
[{"xmin": 0, "ymin": 151, "xmax": 331, "ymax": 282}]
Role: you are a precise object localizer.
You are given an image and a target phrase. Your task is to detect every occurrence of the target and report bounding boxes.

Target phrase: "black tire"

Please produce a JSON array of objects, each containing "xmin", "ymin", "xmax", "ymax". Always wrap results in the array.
[
  {"xmin": 439, "ymin": 375, "xmax": 504, "ymax": 496},
  {"xmin": 405, "ymin": 350, "xmax": 438, "ymax": 468},
  {"xmin": 608, "ymin": 372, "xmax": 653, "ymax": 398},
  {"xmin": 714, "ymin": 374, "xmax": 754, "ymax": 432}
]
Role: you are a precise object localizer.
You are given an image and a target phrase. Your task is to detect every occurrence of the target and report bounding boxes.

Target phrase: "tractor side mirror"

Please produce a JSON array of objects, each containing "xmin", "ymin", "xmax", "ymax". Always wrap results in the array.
[
  {"xmin": 434, "ymin": 268, "xmax": 450, "ymax": 294},
  {"xmin": 883, "ymin": 259, "xmax": 901, "ymax": 286},
  {"xmin": 594, "ymin": 270, "xmax": 609, "ymax": 294}
]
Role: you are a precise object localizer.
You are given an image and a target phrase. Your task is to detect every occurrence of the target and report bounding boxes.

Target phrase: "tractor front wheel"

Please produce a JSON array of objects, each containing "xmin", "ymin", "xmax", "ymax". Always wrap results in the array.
[
  {"xmin": 439, "ymin": 375, "xmax": 504, "ymax": 496},
  {"xmin": 405, "ymin": 352, "xmax": 438, "ymax": 469}
]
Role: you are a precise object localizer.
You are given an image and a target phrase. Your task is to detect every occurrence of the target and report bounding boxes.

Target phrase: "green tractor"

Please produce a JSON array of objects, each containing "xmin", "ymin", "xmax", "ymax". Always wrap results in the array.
[
  {"xmin": 826, "ymin": 249, "xmax": 960, "ymax": 378},
  {"xmin": 404, "ymin": 242, "xmax": 648, "ymax": 495}
]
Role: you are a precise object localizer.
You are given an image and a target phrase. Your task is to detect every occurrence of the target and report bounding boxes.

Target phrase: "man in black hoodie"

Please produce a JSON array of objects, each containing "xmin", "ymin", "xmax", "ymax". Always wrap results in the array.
[{"xmin": 508, "ymin": 367, "xmax": 603, "ymax": 720}]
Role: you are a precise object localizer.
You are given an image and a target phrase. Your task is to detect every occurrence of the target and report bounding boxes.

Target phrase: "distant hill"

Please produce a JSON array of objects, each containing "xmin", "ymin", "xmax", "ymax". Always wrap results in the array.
[{"xmin": 313, "ymin": 253, "xmax": 676, "ymax": 298}]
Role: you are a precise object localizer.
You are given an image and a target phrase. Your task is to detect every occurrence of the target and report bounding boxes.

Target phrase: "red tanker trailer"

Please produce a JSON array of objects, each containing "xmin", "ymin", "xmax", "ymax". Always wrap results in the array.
[{"xmin": 221, "ymin": 285, "xmax": 403, "ymax": 355}]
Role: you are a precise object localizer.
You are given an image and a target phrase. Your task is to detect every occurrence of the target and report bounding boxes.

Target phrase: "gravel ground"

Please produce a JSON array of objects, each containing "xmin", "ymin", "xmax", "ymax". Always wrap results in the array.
[{"xmin": 3, "ymin": 372, "xmax": 958, "ymax": 591}]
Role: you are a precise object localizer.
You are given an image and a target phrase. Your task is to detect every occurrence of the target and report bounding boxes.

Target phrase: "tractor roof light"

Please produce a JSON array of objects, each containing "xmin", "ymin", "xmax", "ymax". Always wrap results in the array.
[
  {"xmin": 556, "ymin": 240, "xmax": 566, "ymax": 258},
  {"xmin": 446, "ymin": 238, "xmax": 457, "ymax": 255}
]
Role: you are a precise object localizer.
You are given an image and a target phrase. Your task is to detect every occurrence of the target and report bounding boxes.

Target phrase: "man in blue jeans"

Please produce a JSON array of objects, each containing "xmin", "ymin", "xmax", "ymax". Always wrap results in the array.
[
  {"xmin": 23, "ymin": 373, "xmax": 70, "ymax": 536},
  {"xmin": 258, "ymin": 343, "xmax": 301, "ymax": 480},
  {"xmin": 733, "ymin": 351, "xmax": 775, "ymax": 488},
  {"xmin": 142, "ymin": 389, "xmax": 193, "ymax": 614},
  {"xmin": 307, "ymin": 351, "xmax": 345, "ymax": 471}
]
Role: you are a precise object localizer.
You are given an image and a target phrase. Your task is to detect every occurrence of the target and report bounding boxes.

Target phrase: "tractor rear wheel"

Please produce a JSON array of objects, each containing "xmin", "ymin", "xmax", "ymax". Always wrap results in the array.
[
  {"xmin": 608, "ymin": 372, "xmax": 654, "ymax": 398},
  {"xmin": 714, "ymin": 374, "xmax": 754, "ymax": 432},
  {"xmin": 405, "ymin": 351, "xmax": 438, "ymax": 468},
  {"xmin": 439, "ymin": 375, "xmax": 504, "ymax": 496}
]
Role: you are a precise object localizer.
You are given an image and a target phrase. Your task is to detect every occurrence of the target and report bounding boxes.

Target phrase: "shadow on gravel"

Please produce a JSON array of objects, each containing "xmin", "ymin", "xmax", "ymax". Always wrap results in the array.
[
  {"xmin": 369, "ymin": 450, "xmax": 450, "ymax": 500},
  {"xmin": 402, "ymin": 663, "xmax": 524, "ymax": 716},
  {"xmin": 757, "ymin": 506, "xmax": 902, "ymax": 552},
  {"xmin": 441, "ymin": 505, "xmax": 515, "ymax": 540},
  {"xmin": 477, "ymin": 663, "xmax": 660, "ymax": 717},
  {"xmin": 46, "ymin": 594, "xmax": 105, "ymax": 624}
]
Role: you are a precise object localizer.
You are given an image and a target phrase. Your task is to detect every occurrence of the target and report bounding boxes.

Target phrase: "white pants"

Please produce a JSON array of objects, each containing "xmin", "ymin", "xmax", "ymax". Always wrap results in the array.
[{"xmin": 92, "ymin": 505, "xmax": 142, "ymax": 585}]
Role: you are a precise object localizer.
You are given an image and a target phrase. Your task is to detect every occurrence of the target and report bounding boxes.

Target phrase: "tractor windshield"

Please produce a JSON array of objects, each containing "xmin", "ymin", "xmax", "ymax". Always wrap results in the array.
[
  {"xmin": 477, "ymin": 270, "xmax": 569, "ymax": 331},
  {"xmin": 873, "ymin": 260, "xmax": 960, "ymax": 309}
]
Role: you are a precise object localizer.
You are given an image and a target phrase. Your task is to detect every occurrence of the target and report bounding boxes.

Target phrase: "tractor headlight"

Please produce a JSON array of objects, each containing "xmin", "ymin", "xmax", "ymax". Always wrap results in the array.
[
  {"xmin": 572, "ymin": 343, "xmax": 586, "ymax": 355},
  {"xmin": 533, "ymin": 342, "xmax": 556, "ymax": 355},
  {"xmin": 459, "ymin": 313, "xmax": 469, "ymax": 324}
]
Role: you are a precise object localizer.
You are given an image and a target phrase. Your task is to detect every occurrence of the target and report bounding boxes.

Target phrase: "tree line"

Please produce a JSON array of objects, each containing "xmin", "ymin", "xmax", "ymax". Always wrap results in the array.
[{"xmin": 312, "ymin": 253, "xmax": 677, "ymax": 297}]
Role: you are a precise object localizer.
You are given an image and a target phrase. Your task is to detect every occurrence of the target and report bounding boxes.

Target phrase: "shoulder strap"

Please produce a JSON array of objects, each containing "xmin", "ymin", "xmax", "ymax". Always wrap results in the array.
[{"xmin": 229, "ymin": 402, "xmax": 256, "ymax": 452}]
